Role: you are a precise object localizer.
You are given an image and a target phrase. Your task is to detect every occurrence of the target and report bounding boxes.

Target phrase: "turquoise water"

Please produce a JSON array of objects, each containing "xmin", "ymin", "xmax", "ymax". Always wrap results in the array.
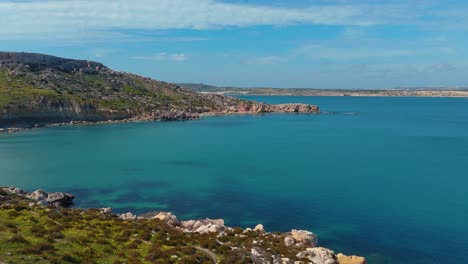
[{"xmin": 1, "ymin": 96, "xmax": 468, "ymax": 264}]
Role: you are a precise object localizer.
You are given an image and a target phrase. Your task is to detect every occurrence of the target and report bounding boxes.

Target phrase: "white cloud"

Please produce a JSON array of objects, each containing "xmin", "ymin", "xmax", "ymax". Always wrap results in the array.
[
  {"xmin": 130, "ymin": 53, "xmax": 187, "ymax": 62},
  {"xmin": 0, "ymin": 0, "xmax": 431, "ymax": 40}
]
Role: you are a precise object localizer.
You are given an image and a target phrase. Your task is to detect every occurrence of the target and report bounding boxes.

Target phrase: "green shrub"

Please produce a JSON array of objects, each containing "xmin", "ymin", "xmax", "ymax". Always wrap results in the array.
[{"xmin": 8, "ymin": 234, "xmax": 30, "ymax": 244}]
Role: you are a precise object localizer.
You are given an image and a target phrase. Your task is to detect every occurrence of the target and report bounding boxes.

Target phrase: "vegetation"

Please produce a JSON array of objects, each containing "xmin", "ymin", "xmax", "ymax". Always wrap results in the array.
[
  {"xmin": 0, "ymin": 54, "xmax": 244, "ymax": 115},
  {"xmin": 0, "ymin": 192, "xmax": 304, "ymax": 264}
]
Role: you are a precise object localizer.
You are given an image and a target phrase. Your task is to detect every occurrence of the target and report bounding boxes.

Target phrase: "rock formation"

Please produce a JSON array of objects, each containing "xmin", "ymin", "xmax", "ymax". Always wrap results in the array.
[
  {"xmin": 337, "ymin": 253, "xmax": 367, "ymax": 264},
  {"xmin": 1, "ymin": 187, "xmax": 74, "ymax": 207}
]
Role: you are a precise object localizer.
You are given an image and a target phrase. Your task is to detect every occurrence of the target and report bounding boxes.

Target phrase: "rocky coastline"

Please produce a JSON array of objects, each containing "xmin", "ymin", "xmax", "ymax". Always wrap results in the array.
[
  {"xmin": 0, "ymin": 187, "xmax": 364, "ymax": 264},
  {"xmin": 0, "ymin": 102, "xmax": 319, "ymax": 134}
]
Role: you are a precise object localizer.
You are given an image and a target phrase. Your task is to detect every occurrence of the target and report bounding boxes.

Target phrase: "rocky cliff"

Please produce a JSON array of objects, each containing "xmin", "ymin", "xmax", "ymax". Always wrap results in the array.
[{"xmin": 0, "ymin": 52, "xmax": 319, "ymax": 129}]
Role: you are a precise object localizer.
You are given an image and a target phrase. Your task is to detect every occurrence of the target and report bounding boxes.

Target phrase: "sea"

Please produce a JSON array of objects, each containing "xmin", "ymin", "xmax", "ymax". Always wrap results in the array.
[{"xmin": 1, "ymin": 96, "xmax": 468, "ymax": 264}]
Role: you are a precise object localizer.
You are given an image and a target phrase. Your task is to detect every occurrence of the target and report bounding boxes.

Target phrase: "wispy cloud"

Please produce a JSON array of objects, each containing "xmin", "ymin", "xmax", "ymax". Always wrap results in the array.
[
  {"xmin": 245, "ymin": 56, "xmax": 287, "ymax": 65},
  {"xmin": 130, "ymin": 53, "xmax": 187, "ymax": 62},
  {"xmin": 1, "ymin": 0, "xmax": 462, "ymax": 41}
]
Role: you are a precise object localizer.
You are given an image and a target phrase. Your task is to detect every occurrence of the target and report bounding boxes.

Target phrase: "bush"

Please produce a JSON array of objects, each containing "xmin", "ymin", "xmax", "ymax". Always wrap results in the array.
[
  {"xmin": 8, "ymin": 234, "xmax": 30, "ymax": 244},
  {"xmin": 19, "ymin": 242, "xmax": 55, "ymax": 254},
  {"xmin": 62, "ymin": 253, "xmax": 81, "ymax": 264},
  {"xmin": 140, "ymin": 230, "xmax": 152, "ymax": 241}
]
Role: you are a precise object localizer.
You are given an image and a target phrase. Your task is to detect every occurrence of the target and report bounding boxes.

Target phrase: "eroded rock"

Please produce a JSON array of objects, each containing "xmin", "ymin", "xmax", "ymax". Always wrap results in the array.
[
  {"xmin": 336, "ymin": 253, "xmax": 367, "ymax": 264},
  {"xmin": 181, "ymin": 218, "xmax": 227, "ymax": 233},
  {"xmin": 297, "ymin": 247, "xmax": 337, "ymax": 264},
  {"xmin": 290, "ymin": 229, "xmax": 318, "ymax": 247}
]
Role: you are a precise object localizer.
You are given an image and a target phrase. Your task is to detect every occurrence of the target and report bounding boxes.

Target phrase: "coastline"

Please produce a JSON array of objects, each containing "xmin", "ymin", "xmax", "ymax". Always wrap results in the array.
[
  {"xmin": 0, "ymin": 186, "xmax": 366, "ymax": 264},
  {"xmin": 0, "ymin": 102, "xmax": 320, "ymax": 134}
]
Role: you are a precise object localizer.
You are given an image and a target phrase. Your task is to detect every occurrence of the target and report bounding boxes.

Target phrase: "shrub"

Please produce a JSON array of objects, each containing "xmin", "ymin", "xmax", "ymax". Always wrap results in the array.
[{"xmin": 8, "ymin": 234, "xmax": 30, "ymax": 244}]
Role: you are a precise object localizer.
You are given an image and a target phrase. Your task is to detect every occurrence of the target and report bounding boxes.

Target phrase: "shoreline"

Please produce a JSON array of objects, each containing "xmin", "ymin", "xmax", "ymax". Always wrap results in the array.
[
  {"xmin": 0, "ymin": 186, "xmax": 366, "ymax": 264},
  {"xmin": 1, "ymin": 103, "xmax": 320, "ymax": 134}
]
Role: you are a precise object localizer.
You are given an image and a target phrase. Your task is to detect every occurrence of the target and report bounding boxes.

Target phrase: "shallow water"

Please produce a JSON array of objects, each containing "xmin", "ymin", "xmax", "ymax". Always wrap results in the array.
[{"xmin": 1, "ymin": 96, "xmax": 468, "ymax": 264}]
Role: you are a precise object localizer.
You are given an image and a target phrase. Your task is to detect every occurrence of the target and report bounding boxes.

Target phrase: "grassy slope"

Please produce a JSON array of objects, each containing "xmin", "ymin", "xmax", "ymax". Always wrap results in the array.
[
  {"xmin": 0, "ymin": 192, "xmax": 301, "ymax": 264},
  {"xmin": 0, "ymin": 67, "xmax": 221, "ymax": 115}
]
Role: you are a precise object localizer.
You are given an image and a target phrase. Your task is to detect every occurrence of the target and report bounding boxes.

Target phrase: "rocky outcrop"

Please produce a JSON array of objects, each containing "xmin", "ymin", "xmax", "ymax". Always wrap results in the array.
[
  {"xmin": 297, "ymin": 247, "xmax": 338, "ymax": 264},
  {"xmin": 118, "ymin": 212, "xmax": 138, "ymax": 220},
  {"xmin": 1, "ymin": 187, "xmax": 74, "ymax": 207},
  {"xmin": 284, "ymin": 229, "xmax": 318, "ymax": 248},
  {"xmin": 271, "ymin": 103, "xmax": 320, "ymax": 113},
  {"xmin": 181, "ymin": 218, "xmax": 228, "ymax": 234},
  {"xmin": 337, "ymin": 253, "xmax": 367, "ymax": 264},
  {"xmin": 224, "ymin": 102, "xmax": 320, "ymax": 114}
]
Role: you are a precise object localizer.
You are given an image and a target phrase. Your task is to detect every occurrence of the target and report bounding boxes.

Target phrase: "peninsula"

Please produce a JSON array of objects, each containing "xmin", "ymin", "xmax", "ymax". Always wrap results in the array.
[{"xmin": 0, "ymin": 52, "xmax": 318, "ymax": 130}]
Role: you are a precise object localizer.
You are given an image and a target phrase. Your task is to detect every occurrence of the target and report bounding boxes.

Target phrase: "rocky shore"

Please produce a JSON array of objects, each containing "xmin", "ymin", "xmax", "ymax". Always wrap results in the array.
[
  {"xmin": 0, "ymin": 102, "xmax": 319, "ymax": 134},
  {"xmin": 0, "ymin": 187, "xmax": 364, "ymax": 264}
]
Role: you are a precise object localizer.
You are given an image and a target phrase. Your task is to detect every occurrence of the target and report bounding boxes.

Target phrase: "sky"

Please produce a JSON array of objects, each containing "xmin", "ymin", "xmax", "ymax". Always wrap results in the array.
[{"xmin": 1, "ymin": 0, "xmax": 468, "ymax": 89}]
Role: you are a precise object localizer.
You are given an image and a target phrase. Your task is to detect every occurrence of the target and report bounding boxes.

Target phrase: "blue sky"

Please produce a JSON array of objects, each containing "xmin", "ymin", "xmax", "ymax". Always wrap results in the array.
[{"xmin": 1, "ymin": 0, "xmax": 468, "ymax": 88}]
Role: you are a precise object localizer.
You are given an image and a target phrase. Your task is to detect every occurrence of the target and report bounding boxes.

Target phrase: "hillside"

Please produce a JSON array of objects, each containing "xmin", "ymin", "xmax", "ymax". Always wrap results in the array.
[
  {"xmin": 0, "ymin": 187, "xmax": 365, "ymax": 264},
  {"xmin": 0, "ymin": 52, "xmax": 319, "ymax": 129}
]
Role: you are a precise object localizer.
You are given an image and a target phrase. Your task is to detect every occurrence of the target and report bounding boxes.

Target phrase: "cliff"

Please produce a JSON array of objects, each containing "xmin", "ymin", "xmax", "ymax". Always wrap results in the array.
[
  {"xmin": 0, "ymin": 187, "xmax": 365, "ymax": 264},
  {"xmin": 0, "ymin": 52, "xmax": 319, "ymax": 129}
]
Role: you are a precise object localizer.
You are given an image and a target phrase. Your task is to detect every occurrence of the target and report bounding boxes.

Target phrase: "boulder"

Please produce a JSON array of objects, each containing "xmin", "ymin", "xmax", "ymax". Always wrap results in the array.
[
  {"xmin": 181, "ymin": 218, "xmax": 226, "ymax": 234},
  {"xmin": 46, "ymin": 192, "xmax": 75, "ymax": 207},
  {"xmin": 3, "ymin": 187, "xmax": 26, "ymax": 195},
  {"xmin": 100, "ymin": 207, "xmax": 113, "ymax": 214},
  {"xmin": 253, "ymin": 224, "xmax": 265, "ymax": 233},
  {"xmin": 27, "ymin": 189, "xmax": 48, "ymax": 202},
  {"xmin": 284, "ymin": 236, "xmax": 295, "ymax": 247},
  {"xmin": 119, "ymin": 212, "xmax": 137, "ymax": 220},
  {"xmin": 290, "ymin": 229, "xmax": 318, "ymax": 247},
  {"xmin": 336, "ymin": 253, "xmax": 366, "ymax": 264},
  {"xmin": 153, "ymin": 212, "xmax": 181, "ymax": 227},
  {"xmin": 296, "ymin": 247, "xmax": 337, "ymax": 264}
]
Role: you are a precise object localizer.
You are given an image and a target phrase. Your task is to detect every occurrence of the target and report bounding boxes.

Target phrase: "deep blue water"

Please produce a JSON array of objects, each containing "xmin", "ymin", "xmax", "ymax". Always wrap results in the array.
[{"xmin": 1, "ymin": 96, "xmax": 468, "ymax": 264}]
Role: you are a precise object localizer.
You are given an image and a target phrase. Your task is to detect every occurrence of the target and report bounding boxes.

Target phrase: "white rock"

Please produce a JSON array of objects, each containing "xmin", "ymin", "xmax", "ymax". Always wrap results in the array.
[
  {"xmin": 291, "ymin": 229, "xmax": 318, "ymax": 247},
  {"xmin": 27, "ymin": 189, "xmax": 48, "ymax": 200},
  {"xmin": 153, "ymin": 212, "xmax": 181, "ymax": 227},
  {"xmin": 243, "ymin": 228, "xmax": 253, "ymax": 233},
  {"xmin": 254, "ymin": 224, "xmax": 265, "ymax": 233},
  {"xmin": 284, "ymin": 236, "xmax": 295, "ymax": 246},
  {"xmin": 100, "ymin": 207, "xmax": 113, "ymax": 214},
  {"xmin": 119, "ymin": 212, "xmax": 137, "ymax": 220},
  {"xmin": 251, "ymin": 248, "xmax": 261, "ymax": 256},
  {"xmin": 297, "ymin": 247, "xmax": 337, "ymax": 264}
]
